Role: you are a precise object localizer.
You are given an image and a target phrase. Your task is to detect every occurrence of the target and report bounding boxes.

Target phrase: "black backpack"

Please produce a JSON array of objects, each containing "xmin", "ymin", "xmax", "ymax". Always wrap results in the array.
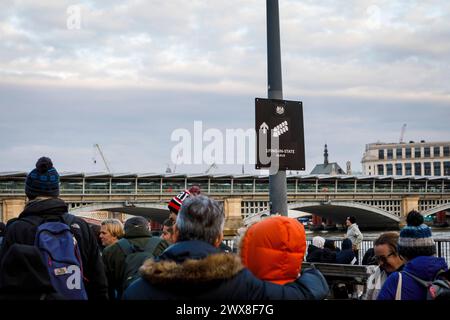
[
  {"xmin": 117, "ymin": 237, "xmax": 166, "ymax": 290},
  {"xmin": 402, "ymin": 270, "xmax": 450, "ymax": 300}
]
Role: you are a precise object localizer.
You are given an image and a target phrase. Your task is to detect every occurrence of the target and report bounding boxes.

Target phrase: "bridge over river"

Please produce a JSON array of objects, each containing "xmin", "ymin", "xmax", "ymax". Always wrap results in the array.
[{"xmin": 1, "ymin": 172, "xmax": 449, "ymax": 234}]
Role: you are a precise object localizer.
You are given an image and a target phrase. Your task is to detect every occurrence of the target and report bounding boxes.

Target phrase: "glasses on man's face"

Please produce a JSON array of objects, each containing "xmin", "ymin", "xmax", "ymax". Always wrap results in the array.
[{"xmin": 375, "ymin": 252, "xmax": 395, "ymax": 264}]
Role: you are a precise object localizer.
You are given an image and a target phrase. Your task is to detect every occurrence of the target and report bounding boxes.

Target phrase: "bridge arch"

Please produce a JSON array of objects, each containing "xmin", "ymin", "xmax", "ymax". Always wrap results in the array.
[
  {"xmin": 68, "ymin": 201, "xmax": 170, "ymax": 223},
  {"xmin": 244, "ymin": 201, "xmax": 400, "ymax": 229},
  {"xmin": 421, "ymin": 203, "xmax": 450, "ymax": 217}
]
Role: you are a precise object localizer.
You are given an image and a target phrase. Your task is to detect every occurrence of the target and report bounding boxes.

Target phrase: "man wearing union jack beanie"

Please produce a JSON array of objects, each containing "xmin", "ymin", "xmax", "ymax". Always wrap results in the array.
[{"xmin": 168, "ymin": 185, "xmax": 201, "ymax": 222}]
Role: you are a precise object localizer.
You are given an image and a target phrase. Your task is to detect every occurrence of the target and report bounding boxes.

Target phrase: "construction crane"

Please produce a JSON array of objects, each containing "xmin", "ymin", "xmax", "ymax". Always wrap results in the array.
[
  {"xmin": 205, "ymin": 162, "xmax": 218, "ymax": 174},
  {"xmin": 171, "ymin": 148, "xmax": 183, "ymax": 173},
  {"xmin": 93, "ymin": 143, "xmax": 111, "ymax": 173},
  {"xmin": 399, "ymin": 123, "xmax": 407, "ymax": 143}
]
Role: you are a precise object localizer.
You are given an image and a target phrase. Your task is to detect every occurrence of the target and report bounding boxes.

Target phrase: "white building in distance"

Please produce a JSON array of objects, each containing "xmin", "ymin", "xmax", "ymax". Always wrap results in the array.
[{"xmin": 362, "ymin": 140, "xmax": 450, "ymax": 176}]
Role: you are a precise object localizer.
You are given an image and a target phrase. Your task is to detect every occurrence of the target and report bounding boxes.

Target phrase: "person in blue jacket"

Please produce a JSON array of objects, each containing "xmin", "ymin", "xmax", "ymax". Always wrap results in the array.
[
  {"xmin": 377, "ymin": 210, "xmax": 448, "ymax": 300},
  {"xmin": 123, "ymin": 195, "xmax": 329, "ymax": 300}
]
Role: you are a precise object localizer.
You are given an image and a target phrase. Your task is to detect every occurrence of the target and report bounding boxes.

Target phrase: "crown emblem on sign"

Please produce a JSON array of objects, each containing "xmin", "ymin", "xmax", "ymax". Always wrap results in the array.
[{"xmin": 276, "ymin": 105, "xmax": 285, "ymax": 115}]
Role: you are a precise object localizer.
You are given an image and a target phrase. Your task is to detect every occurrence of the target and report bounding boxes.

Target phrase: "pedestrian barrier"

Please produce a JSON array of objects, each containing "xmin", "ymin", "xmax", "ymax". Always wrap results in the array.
[{"xmin": 305, "ymin": 238, "xmax": 450, "ymax": 265}]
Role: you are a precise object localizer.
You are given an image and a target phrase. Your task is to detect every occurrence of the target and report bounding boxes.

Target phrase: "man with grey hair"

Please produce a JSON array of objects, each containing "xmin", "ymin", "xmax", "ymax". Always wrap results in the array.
[
  {"xmin": 102, "ymin": 216, "xmax": 169, "ymax": 300},
  {"xmin": 123, "ymin": 195, "xmax": 329, "ymax": 300}
]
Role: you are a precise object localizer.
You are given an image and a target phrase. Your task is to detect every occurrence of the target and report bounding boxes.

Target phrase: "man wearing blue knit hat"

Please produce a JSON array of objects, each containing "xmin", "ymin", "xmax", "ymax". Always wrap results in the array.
[
  {"xmin": 24, "ymin": 157, "xmax": 60, "ymax": 199},
  {"xmin": 0, "ymin": 157, "xmax": 108, "ymax": 300},
  {"xmin": 377, "ymin": 210, "xmax": 448, "ymax": 300}
]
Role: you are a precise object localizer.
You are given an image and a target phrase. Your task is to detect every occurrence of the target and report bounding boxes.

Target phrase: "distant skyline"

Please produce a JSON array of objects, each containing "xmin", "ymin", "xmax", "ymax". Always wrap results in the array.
[{"xmin": 1, "ymin": 1, "xmax": 449, "ymax": 174}]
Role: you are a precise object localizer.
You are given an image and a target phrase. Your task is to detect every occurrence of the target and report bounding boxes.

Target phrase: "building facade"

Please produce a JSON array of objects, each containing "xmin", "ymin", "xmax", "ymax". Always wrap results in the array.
[{"xmin": 362, "ymin": 140, "xmax": 450, "ymax": 176}]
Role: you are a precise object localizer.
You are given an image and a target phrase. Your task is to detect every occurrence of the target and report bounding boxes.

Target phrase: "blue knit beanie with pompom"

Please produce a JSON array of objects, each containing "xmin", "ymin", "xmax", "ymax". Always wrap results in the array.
[{"xmin": 25, "ymin": 157, "xmax": 60, "ymax": 199}]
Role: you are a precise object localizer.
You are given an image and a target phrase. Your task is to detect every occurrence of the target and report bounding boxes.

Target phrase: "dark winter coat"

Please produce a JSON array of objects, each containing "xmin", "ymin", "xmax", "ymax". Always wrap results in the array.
[
  {"xmin": 362, "ymin": 248, "xmax": 377, "ymax": 265},
  {"xmin": 306, "ymin": 245, "xmax": 336, "ymax": 263},
  {"xmin": 336, "ymin": 239, "xmax": 356, "ymax": 264},
  {"xmin": 320, "ymin": 248, "xmax": 337, "ymax": 263},
  {"xmin": 0, "ymin": 198, "xmax": 108, "ymax": 300},
  {"xmin": 123, "ymin": 240, "xmax": 329, "ymax": 300},
  {"xmin": 102, "ymin": 226, "xmax": 169, "ymax": 300},
  {"xmin": 377, "ymin": 256, "xmax": 448, "ymax": 300},
  {"xmin": 0, "ymin": 244, "xmax": 63, "ymax": 300},
  {"xmin": 306, "ymin": 244, "xmax": 322, "ymax": 262}
]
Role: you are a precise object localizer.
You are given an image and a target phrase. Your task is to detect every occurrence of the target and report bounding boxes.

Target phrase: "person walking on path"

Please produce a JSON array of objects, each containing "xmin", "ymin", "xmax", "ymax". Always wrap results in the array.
[{"xmin": 345, "ymin": 216, "xmax": 363, "ymax": 264}]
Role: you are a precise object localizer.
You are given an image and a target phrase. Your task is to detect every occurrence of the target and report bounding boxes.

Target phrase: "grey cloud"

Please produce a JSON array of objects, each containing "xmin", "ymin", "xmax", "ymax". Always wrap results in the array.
[
  {"xmin": 1, "ymin": 1, "xmax": 449, "ymax": 175},
  {"xmin": 1, "ymin": 83, "xmax": 449, "ymax": 174}
]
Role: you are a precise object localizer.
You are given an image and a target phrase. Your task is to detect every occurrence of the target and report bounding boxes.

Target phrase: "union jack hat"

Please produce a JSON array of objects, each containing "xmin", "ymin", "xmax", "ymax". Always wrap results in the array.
[{"xmin": 168, "ymin": 186, "xmax": 201, "ymax": 214}]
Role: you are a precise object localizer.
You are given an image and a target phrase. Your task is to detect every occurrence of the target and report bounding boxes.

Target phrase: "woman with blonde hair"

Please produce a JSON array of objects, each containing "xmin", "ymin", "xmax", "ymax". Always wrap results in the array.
[{"xmin": 100, "ymin": 219, "xmax": 124, "ymax": 248}]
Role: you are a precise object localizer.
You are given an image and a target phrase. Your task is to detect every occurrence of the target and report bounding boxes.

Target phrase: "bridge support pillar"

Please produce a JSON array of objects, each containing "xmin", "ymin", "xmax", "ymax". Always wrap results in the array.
[
  {"xmin": 2, "ymin": 199, "xmax": 26, "ymax": 222},
  {"xmin": 436, "ymin": 211, "xmax": 447, "ymax": 225},
  {"xmin": 223, "ymin": 197, "xmax": 243, "ymax": 237},
  {"xmin": 310, "ymin": 215, "xmax": 324, "ymax": 231},
  {"xmin": 400, "ymin": 196, "xmax": 420, "ymax": 228},
  {"xmin": 312, "ymin": 215, "xmax": 322, "ymax": 226}
]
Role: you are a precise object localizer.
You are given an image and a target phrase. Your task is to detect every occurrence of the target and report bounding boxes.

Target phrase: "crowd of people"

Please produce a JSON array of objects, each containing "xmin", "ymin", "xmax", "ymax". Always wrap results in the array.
[
  {"xmin": 0, "ymin": 157, "xmax": 449, "ymax": 300},
  {"xmin": 304, "ymin": 215, "xmax": 363, "ymax": 266}
]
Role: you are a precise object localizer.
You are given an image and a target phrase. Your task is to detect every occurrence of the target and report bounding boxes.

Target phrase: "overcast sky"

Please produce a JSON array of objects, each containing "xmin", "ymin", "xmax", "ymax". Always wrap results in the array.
[{"xmin": 1, "ymin": 0, "xmax": 449, "ymax": 175}]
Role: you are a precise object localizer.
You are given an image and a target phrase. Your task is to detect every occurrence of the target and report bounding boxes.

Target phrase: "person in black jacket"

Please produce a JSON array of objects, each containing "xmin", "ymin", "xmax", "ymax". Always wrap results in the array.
[
  {"xmin": 336, "ymin": 238, "xmax": 357, "ymax": 265},
  {"xmin": 0, "ymin": 157, "xmax": 108, "ymax": 300},
  {"xmin": 0, "ymin": 244, "xmax": 64, "ymax": 300},
  {"xmin": 321, "ymin": 239, "xmax": 338, "ymax": 263},
  {"xmin": 307, "ymin": 238, "xmax": 337, "ymax": 263},
  {"xmin": 362, "ymin": 248, "xmax": 377, "ymax": 266},
  {"xmin": 123, "ymin": 195, "xmax": 329, "ymax": 300}
]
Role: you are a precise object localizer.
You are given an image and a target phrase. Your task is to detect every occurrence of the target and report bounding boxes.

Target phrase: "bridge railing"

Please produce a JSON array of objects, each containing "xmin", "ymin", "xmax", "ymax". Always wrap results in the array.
[
  {"xmin": 223, "ymin": 238, "xmax": 450, "ymax": 265},
  {"xmin": 1, "ymin": 175, "xmax": 450, "ymax": 196},
  {"xmin": 305, "ymin": 238, "xmax": 450, "ymax": 264}
]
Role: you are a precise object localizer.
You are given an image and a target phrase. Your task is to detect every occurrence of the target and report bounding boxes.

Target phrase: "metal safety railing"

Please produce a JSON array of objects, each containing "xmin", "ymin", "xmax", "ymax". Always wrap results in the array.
[
  {"xmin": 223, "ymin": 237, "xmax": 450, "ymax": 264},
  {"xmin": 305, "ymin": 238, "xmax": 450, "ymax": 265}
]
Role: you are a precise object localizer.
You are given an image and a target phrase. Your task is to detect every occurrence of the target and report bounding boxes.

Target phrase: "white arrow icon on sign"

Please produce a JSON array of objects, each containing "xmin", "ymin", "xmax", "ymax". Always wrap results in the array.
[{"xmin": 260, "ymin": 122, "xmax": 269, "ymax": 134}]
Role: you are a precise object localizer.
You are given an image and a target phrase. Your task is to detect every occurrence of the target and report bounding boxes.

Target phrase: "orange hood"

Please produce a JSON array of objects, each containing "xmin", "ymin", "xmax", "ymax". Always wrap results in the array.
[{"xmin": 240, "ymin": 216, "xmax": 306, "ymax": 285}]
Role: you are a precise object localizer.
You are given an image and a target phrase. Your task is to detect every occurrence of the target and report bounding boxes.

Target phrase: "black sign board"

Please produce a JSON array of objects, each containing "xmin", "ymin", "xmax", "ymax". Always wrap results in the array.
[{"xmin": 255, "ymin": 98, "xmax": 305, "ymax": 170}]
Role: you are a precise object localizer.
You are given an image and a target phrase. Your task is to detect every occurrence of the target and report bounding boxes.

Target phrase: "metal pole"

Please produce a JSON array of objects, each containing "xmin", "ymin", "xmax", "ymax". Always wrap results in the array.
[{"xmin": 267, "ymin": 0, "xmax": 287, "ymax": 216}]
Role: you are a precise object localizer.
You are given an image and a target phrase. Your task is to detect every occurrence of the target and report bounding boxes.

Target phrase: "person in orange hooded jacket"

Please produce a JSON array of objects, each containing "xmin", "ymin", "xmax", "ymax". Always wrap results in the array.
[{"xmin": 240, "ymin": 216, "xmax": 307, "ymax": 285}]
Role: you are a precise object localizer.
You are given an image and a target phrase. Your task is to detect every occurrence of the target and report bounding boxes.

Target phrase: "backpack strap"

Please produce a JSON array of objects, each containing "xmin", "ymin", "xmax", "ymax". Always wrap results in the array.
[
  {"xmin": 62, "ymin": 213, "xmax": 75, "ymax": 228},
  {"xmin": 143, "ymin": 237, "xmax": 164, "ymax": 256},
  {"xmin": 117, "ymin": 237, "xmax": 164, "ymax": 256},
  {"xmin": 117, "ymin": 238, "xmax": 136, "ymax": 256},
  {"xmin": 401, "ymin": 271, "xmax": 430, "ymax": 287},
  {"xmin": 395, "ymin": 272, "xmax": 403, "ymax": 300},
  {"xmin": 434, "ymin": 269, "xmax": 447, "ymax": 280}
]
